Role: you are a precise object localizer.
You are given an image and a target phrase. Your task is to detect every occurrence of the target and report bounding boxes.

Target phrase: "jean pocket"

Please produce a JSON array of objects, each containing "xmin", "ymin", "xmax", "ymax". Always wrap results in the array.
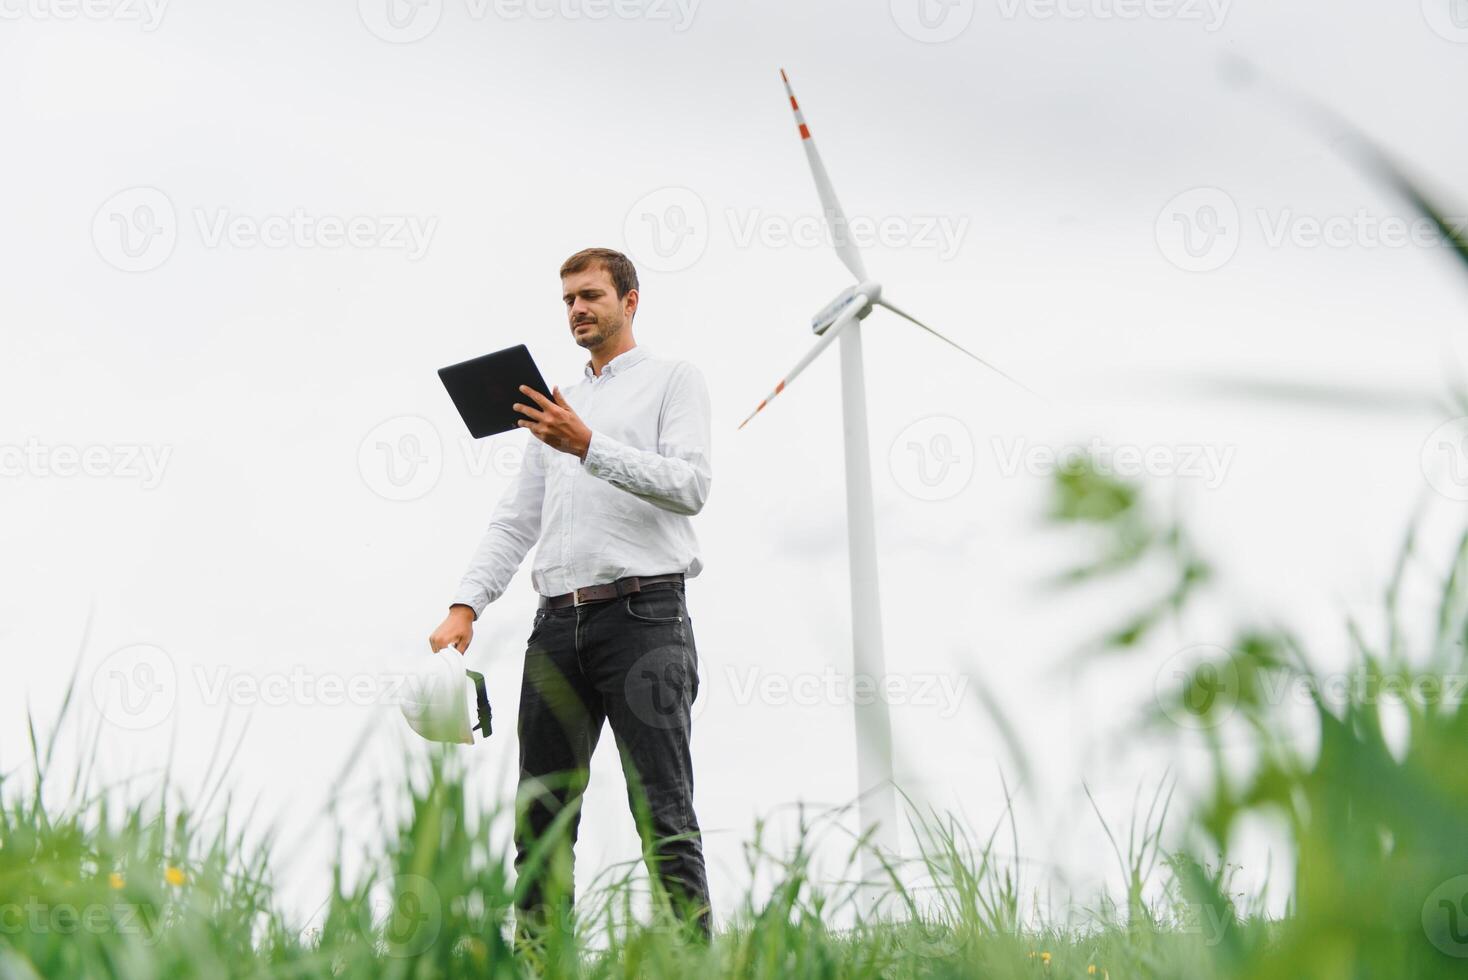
[
  {"xmin": 526, "ymin": 607, "xmax": 550, "ymax": 645},
  {"xmin": 624, "ymin": 587, "xmax": 684, "ymax": 624}
]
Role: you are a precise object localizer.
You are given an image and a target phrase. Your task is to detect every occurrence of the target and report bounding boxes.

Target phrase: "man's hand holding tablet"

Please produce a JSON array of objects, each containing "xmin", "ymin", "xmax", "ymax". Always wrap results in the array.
[
  {"xmin": 437, "ymin": 343, "xmax": 593, "ymax": 457},
  {"xmin": 511, "ymin": 385, "xmax": 592, "ymax": 460},
  {"xmin": 437, "ymin": 344, "xmax": 556, "ymax": 439}
]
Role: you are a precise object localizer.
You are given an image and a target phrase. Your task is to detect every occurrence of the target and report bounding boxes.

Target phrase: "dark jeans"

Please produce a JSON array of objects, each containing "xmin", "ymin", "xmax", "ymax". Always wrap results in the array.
[{"xmin": 513, "ymin": 579, "xmax": 710, "ymax": 938}]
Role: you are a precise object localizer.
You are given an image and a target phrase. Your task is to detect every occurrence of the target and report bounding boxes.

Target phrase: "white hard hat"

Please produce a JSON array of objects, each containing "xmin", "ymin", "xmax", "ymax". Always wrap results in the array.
[{"xmin": 397, "ymin": 647, "xmax": 493, "ymax": 745}]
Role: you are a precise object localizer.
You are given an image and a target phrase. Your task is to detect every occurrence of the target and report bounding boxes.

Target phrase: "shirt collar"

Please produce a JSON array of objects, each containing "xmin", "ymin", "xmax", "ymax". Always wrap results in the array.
[{"xmin": 583, "ymin": 344, "xmax": 649, "ymax": 381}]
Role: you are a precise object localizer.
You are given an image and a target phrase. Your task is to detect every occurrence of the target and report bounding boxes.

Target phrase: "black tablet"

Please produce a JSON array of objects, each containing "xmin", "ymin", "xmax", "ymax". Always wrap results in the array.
[{"xmin": 437, "ymin": 344, "xmax": 553, "ymax": 439}]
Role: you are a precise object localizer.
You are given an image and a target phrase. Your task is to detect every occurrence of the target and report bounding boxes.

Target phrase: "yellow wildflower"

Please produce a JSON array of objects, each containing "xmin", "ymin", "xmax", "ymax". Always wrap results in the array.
[
  {"xmin": 108, "ymin": 873, "xmax": 125, "ymax": 890},
  {"xmin": 164, "ymin": 866, "xmax": 187, "ymax": 887}
]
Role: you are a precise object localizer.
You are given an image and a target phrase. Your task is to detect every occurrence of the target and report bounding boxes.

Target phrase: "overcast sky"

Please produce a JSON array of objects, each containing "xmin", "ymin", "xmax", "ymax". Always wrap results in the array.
[{"xmin": 4, "ymin": 0, "xmax": 1467, "ymax": 928}]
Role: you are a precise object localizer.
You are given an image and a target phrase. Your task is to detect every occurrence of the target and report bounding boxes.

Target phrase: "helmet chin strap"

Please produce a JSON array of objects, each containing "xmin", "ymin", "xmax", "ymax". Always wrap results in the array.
[{"xmin": 465, "ymin": 669, "xmax": 493, "ymax": 739}]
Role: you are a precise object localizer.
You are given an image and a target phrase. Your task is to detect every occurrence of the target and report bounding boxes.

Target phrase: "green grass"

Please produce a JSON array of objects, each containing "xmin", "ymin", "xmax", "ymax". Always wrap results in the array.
[
  {"xmin": 0, "ymin": 741, "xmax": 1227, "ymax": 979},
  {"xmin": 5, "ymin": 460, "xmax": 1468, "ymax": 977}
]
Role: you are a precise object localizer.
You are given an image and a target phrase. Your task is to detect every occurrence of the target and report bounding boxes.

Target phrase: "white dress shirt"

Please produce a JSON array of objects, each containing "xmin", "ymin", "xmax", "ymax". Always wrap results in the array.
[{"xmin": 452, "ymin": 344, "xmax": 712, "ymax": 618}]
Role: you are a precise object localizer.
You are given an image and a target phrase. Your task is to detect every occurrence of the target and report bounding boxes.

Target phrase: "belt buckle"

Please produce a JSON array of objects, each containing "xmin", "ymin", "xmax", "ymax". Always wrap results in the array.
[{"xmin": 572, "ymin": 587, "xmax": 589, "ymax": 607}]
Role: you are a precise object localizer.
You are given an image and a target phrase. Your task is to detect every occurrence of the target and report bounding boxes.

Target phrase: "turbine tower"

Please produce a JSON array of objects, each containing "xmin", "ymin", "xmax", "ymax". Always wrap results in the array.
[{"xmin": 739, "ymin": 70, "xmax": 1030, "ymax": 888}]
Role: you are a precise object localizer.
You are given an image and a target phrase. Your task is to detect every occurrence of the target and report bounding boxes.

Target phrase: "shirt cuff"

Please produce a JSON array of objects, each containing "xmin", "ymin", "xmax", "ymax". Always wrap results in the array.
[
  {"xmin": 450, "ymin": 593, "xmax": 488, "ymax": 621},
  {"xmin": 581, "ymin": 429, "xmax": 612, "ymax": 477}
]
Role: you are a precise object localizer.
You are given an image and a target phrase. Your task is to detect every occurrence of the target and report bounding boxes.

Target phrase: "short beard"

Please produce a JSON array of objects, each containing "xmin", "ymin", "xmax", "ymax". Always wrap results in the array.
[{"xmin": 573, "ymin": 315, "xmax": 621, "ymax": 351}]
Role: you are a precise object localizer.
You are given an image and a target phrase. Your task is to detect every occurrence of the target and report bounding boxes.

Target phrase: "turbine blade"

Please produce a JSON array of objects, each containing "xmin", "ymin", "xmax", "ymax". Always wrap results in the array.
[
  {"xmin": 876, "ymin": 298, "xmax": 1041, "ymax": 399},
  {"xmin": 738, "ymin": 297, "xmax": 864, "ymax": 430},
  {"xmin": 779, "ymin": 69, "xmax": 869, "ymax": 282}
]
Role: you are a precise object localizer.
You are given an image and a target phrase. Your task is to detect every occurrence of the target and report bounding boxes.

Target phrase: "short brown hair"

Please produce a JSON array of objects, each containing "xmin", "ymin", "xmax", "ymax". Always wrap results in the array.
[{"xmin": 559, "ymin": 247, "xmax": 639, "ymax": 299}]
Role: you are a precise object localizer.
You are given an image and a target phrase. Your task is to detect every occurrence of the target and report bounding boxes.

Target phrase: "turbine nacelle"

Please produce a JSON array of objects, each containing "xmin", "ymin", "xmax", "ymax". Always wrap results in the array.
[{"xmin": 811, "ymin": 281, "xmax": 882, "ymax": 335}]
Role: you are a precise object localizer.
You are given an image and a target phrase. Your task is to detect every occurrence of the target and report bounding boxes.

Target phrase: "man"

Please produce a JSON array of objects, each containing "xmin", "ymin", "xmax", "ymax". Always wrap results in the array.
[{"xmin": 428, "ymin": 247, "xmax": 713, "ymax": 940}]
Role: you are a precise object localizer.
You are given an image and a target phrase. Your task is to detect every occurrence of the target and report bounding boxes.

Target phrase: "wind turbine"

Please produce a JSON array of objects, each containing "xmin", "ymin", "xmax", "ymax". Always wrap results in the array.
[{"xmin": 738, "ymin": 69, "xmax": 1031, "ymax": 886}]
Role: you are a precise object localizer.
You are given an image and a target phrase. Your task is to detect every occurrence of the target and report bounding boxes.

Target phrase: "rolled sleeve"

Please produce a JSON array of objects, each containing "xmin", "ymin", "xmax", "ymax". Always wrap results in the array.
[
  {"xmin": 579, "ymin": 363, "xmax": 712, "ymax": 516},
  {"xmin": 581, "ymin": 430, "xmax": 613, "ymax": 475}
]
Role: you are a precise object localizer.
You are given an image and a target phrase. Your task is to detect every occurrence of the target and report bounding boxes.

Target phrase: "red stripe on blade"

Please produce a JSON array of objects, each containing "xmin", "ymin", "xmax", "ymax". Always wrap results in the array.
[{"xmin": 798, "ymin": 124, "xmax": 810, "ymax": 139}]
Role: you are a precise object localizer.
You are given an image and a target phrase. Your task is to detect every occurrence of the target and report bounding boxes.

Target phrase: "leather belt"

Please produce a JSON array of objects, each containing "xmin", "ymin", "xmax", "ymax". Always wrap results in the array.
[{"xmin": 538, "ymin": 573, "xmax": 685, "ymax": 609}]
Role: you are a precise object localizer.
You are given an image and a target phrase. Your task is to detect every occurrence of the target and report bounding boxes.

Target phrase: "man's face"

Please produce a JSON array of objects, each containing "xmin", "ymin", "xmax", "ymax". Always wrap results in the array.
[{"xmin": 562, "ymin": 266, "xmax": 635, "ymax": 351}]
